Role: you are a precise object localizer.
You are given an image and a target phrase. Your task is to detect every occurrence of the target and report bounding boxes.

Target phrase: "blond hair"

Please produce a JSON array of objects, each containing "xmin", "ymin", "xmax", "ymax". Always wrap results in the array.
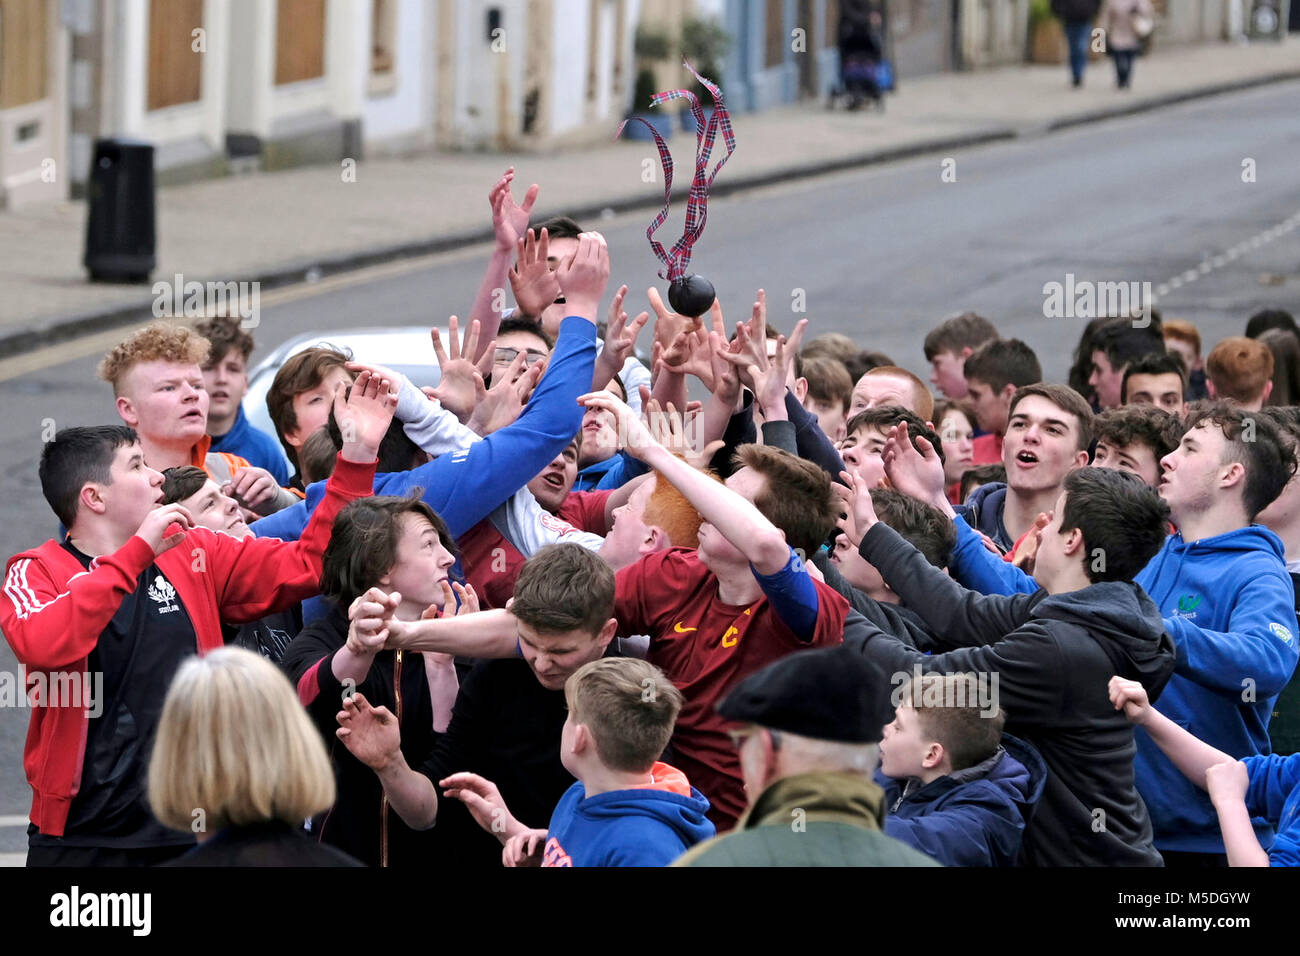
[
  {"xmin": 564, "ymin": 658, "xmax": 683, "ymax": 773},
  {"xmin": 148, "ymin": 647, "xmax": 336, "ymax": 833},
  {"xmin": 99, "ymin": 323, "xmax": 211, "ymax": 395}
]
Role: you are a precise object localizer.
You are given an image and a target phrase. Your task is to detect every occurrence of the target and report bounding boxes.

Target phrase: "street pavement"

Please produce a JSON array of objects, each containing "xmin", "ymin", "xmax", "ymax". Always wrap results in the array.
[{"xmin": 0, "ymin": 56, "xmax": 1298, "ymax": 865}]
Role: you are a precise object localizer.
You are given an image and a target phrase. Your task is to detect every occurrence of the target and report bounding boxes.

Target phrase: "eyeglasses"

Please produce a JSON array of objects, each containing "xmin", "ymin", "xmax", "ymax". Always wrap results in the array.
[
  {"xmin": 494, "ymin": 347, "xmax": 548, "ymax": 367},
  {"xmin": 726, "ymin": 726, "xmax": 782, "ymax": 751}
]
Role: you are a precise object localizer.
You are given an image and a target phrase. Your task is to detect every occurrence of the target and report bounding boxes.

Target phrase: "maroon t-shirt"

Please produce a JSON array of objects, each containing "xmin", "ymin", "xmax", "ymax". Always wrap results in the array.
[
  {"xmin": 614, "ymin": 548, "xmax": 848, "ymax": 829},
  {"xmin": 557, "ymin": 489, "xmax": 614, "ymax": 534}
]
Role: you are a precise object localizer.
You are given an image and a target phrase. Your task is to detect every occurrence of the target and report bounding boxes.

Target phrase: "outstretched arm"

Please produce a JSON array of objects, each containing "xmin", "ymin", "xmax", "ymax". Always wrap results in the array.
[{"xmin": 471, "ymin": 168, "xmax": 539, "ymax": 350}]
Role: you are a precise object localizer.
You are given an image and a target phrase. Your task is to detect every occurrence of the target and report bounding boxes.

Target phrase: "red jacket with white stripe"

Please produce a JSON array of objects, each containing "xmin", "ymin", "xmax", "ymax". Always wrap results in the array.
[{"xmin": 0, "ymin": 454, "xmax": 375, "ymax": 837}]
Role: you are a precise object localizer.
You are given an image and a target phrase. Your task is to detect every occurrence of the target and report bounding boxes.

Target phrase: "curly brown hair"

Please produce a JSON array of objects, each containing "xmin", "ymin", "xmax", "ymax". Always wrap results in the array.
[{"xmin": 98, "ymin": 323, "xmax": 211, "ymax": 395}]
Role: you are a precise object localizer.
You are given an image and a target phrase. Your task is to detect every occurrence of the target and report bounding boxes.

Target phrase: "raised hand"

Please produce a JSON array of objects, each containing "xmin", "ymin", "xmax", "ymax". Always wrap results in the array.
[
  {"xmin": 1011, "ymin": 512, "xmax": 1052, "ymax": 573},
  {"xmin": 602, "ymin": 285, "xmax": 650, "ymax": 370},
  {"xmin": 335, "ymin": 692, "xmax": 402, "ymax": 771},
  {"xmin": 882, "ymin": 422, "xmax": 949, "ymax": 511},
  {"xmin": 429, "ymin": 316, "xmax": 494, "ymax": 422},
  {"xmin": 838, "ymin": 470, "xmax": 879, "ymax": 543},
  {"xmin": 554, "ymin": 232, "xmax": 611, "ymax": 320},
  {"xmin": 1107, "ymin": 675, "xmax": 1151, "ymax": 726},
  {"xmin": 1205, "ymin": 760, "xmax": 1251, "ymax": 807},
  {"xmin": 334, "ymin": 369, "xmax": 399, "ymax": 462},
  {"xmin": 439, "ymin": 771, "xmax": 520, "ymax": 842},
  {"xmin": 579, "ymin": 390, "xmax": 654, "ymax": 460},
  {"xmin": 649, "ymin": 286, "xmax": 700, "ymax": 367},
  {"xmin": 430, "ymin": 580, "xmax": 480, "ymax": 618},
  {"xmin": 489, "ymin": 167, "xmax": 539, "ymax": 253},
  {"xmin": 135, "ymin": 503, "xmax": 194, "ymax": 556},
  {"xmin": 468, "ymin": 352, "xmax": 539, "ymax": 437},
  {"xmin": 510, "ymin": 228, "xmax": 561, "ymax": 320},
  {"xmin": 643, "ymin": 398, "xmax": 721, "ymax": 469}
]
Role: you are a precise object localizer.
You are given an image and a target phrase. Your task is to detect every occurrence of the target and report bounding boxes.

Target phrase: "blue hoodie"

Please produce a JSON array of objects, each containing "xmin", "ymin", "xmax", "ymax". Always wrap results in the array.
[
  {"xmin": 1132, "ymin": 525, "xmax": 1299, "ymax": 853},
  {"xmin": 954, "ymin": 482, "xmax": 1013, "ymax": 553},
  {"xmin": 542, "ymin": 762, "xmax": 715, "ymax": 867},
  {"xmin": 211, "ymin": 406, "xmax": 291, "ymax": 486},
  {"xmin": 878, "ymin": 734, "xmax": 1047, "ymax": 867},
  {"xmin": 1243, "ymin": 752, "xmax": 1300, "ymax": 866},
  {"xmin": 249, "ymin": 315, "xmax": 595, "ymax": 543}
]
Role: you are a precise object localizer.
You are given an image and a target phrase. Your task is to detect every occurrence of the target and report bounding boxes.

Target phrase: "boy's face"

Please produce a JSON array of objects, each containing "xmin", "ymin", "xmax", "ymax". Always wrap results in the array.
[
  {"xmin": 1158, "ymin": 421, "xmax": 1233, "ymax": 520},
  {"xmin": 601, "ymin": 477, "xmax": 658, "ymax": 570},
  {"xmin": 1092, "ymin": 439, "xmax": 1160, "ymax": 488},
  {"xmin": 94, "ymin": 442, "xmax": 165, "ymax": 534},
  {"xmin": 540, "ymin": 236, "xmax": 581, "ymax": 337},
  {"xmin": 830, "ymin": 532, "xmax": 890, "ymax": 600},
  {"xmin": 384, "ymin": 512, "xmax": 456, "ymax": 613},
  {"xmin": 966, "ymin": 377, "xmax": 1009, "ymax": 434},
  {"xmin": 1124, "ymin": 372, "xmax": 1184, "ymax": 417},
  {"xmin": 879, "ymin": 704, "xmax": 938, "ymax": 779},
  {"xmin": 1088, "ymin": 350, "xmax": 1125, "ymax": 410},
  {"xmin": 516, "ymin": 620, "xmax": 611, "ymax": 691},
  {"xmin": 804, "ymin": 396, "xmax": 847, "ymax": 444},
  {"xmin": 837, "ymin": 425, "xmax": 888, "ymax": 488},
  {"xmin": 1166, "ymin": 339, "xmax": 1199, "ymax": 372},
  {"xmin": 527, "ymin": 438, "xmax": 580, "ymax": 513},
  {"xmin": 579, "ymin": 385, "xmax": 620, "ymax": 468},
  {"xmin": 177, "ymin": 478, "xmax": 251, "ymax": 539},
  {"xmin": 698, "ymin": 466, "xmax": 766, "ymax": 569},
  {"xmin": 493, "ymin": 329, "xmax": 551, "ymax": 385},
  {"xmin": 286, "ymin": 366, "xmax": 353, "ymax": 449},
  {"xmin": 1258, "ymin": 455, "xmax": 1300, "ymax": 530},
  {"xmin": 849, "ymin": 373, "xmax": 913, "ymax": 418},
  {"xmin": 1029, "ymin": 490, "xmax": 1074, "ymax": 590},
  {"xmin": 929, "ymin": 350, "xmax": 969, "ymax": 399},
  {"xmin": 1003, "ymin": 396, "xmax": 1087, "ymax": 496},
  {"xmin": 119, "ymin": 360, "xmax": 209, "ymax": 448},
  {"xmin": 202, "ymin": 348, "xmax": 249, "ymax": 426}
]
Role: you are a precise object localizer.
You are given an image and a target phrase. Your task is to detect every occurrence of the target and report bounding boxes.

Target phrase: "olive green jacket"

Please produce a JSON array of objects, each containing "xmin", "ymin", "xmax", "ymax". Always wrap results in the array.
[{"xmin": 673, "ymin": 772, "xmax": 941, "ymax": 867}]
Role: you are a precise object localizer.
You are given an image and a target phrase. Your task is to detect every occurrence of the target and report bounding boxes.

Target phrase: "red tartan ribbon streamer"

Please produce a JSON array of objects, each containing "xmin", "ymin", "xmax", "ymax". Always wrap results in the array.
[{"xmin": 614, "ymin": 61, "xmax": 736, "ymax": 281}]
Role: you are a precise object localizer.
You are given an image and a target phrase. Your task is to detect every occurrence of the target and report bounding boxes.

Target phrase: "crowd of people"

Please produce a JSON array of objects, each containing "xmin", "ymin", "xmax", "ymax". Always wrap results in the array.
[{"xmin": 7, "ymin": 165, "xmax": 1300, "ymax": 868}]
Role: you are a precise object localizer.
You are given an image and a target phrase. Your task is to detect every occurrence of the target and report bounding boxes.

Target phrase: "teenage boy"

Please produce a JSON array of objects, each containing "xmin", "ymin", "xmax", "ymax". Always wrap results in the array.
[
  {"xmin": 838, "ymin": 407, "xmax": 944, "ymax": 490},
  {"xmin": 956, "ymin": 383, "xmax": 1093, "ymax": 554},
  {"xmin": 437, "ymin": 658, "xmax": 715, "ymax": 867},
  {"xmin": 963, "ymin": 339, "xmax": 1042, "ymax": 465},
  {"xmin": 1206, "ymin": 336, "xmax": 1275, "ymax": 410},
  {"xmin": 583, "ymin": 391, "xmax": 851, "ymax": 828},
  {"xmin": 879, "ymin": 674, "xmax": 1046, "ymax": 867},
  {"xmin": 99, "ymin": 323, "xmax": 297, "ymax": 515},
  {"xmin": 331, "ymin": 543, "xmax": 620, "ymax": 868},
  {"xmin": 800, "ymin": 355, "xmax": 854, "ymax": 444},
  {"xmin": 266, "ymin": 346, "xmax": 355, "ymax": 490},
  {"xmin": 1164, "ymin": 318, "xmax": 1210, "ymax": 401},
  {"xmin": 2, "ymin": 372, "xmax": 394, "ymax": 865},
  {"xmin": 1122, "ymin": 351, "xmax": 1187, "ymax": 418},
  {"xmin": 840, "ymin": 466, "xmax": 1176, "ymax": 865},
  {"xmin": 1092, "ymin": 404, "xmax": 1185, "ymax": 488},
  {"xmin": 194, "ymin": 315, "xmax": 290, "ymax": 484},
  {"xmin": 923, "ymin": 311, "xmax": 999, "ymax": 400},
  {"xmin": 1088, "ymin": 319, "xmax": 1166, "ymax": 411},
  {"xmin": 848, "ymin": 366, "xmax": 934, "ymax": 422}
]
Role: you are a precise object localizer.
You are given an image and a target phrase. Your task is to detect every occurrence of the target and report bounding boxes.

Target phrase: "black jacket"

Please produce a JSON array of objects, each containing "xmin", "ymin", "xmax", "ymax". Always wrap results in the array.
[
  {"xmin": 813, "ymin": 550, "xmax": 941, "ymax": 652},
  {"xmin": 849, "ymin": 522, "xmax": 1176, "ymax": 866},
  {"xmin": 162, "ymin": 821, "xmax": 363, "ymax": 867},
  {"xmin": 281, "ymin": 606, "xmax": 452, "ymax": 867}
]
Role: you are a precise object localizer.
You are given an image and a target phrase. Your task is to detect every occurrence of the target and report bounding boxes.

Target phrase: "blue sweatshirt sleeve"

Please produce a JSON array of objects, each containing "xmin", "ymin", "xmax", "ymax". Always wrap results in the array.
[
  {"xmin": 947, "ymin": 515, "xmax": 1038, "ymax": 596},
  {"xmin": 1243, "ymin": 754, "xmax": 1300, "ymax": 866},
  {"xmin": 252, "ymin": 315, "xmax": 596, "ymax": 542},
  {"xmin": 783, "ymin": 390, "xmax": 846, "ymax": 482},
  {"xmin": 1168, "ymin": 571, "xmax": 1300, "ymax": 697},
  {"xmin": 750, "ymin": 548, "xmax": 820, "ymax": 641},
  {"xmin": 593, "ymin": 451, "xmax": 650, "ymax": 490},
  {"xmin": 883, "ymin": 790, "xmax": 1017, "ymax": 867}
]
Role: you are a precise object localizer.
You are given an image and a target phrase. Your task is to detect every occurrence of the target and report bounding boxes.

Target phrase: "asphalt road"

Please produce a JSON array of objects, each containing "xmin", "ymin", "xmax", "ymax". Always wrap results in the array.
[{"xmin": 0, "ymin": 80, "xmax": 1297, "ymax": 856}]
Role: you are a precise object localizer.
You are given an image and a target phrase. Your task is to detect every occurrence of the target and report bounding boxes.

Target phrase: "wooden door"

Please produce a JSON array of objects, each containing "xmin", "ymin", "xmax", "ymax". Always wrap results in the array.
[{"xmin": 146, "ymin": 0, "xmax": 203, "ymax": 110}]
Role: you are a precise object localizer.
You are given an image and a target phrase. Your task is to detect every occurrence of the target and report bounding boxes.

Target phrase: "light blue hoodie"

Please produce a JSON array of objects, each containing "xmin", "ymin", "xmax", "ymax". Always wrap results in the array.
[{"xmin": 1133, "ymin": 525, "xmax": 1299, "ymax": 853}]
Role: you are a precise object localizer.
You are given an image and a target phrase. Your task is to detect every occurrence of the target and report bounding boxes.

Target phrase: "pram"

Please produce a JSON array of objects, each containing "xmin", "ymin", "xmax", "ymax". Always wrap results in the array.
[{"xmin": 827, "ymin": 0, "xmax": 891, "ymax": 111}]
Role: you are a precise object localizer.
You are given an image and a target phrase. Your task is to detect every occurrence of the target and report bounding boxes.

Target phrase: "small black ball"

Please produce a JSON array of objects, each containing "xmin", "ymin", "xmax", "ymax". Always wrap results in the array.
[{"xmin": 667, "ymin": 274, "xmax": 716, "ymax": 318}]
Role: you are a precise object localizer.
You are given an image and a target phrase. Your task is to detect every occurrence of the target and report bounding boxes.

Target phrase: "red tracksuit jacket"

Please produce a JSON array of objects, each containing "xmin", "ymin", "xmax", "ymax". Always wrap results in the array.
[{"xmin": 0, "ymin": 454, "xmax": 375, "ymax": 837}]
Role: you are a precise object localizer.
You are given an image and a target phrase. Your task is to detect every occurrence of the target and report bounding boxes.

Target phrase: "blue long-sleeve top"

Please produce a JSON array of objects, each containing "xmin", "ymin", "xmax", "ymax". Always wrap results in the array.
[
  {"xmin": 947, "ymin": 514, "xmax": 1038, "ymax": 595},
  {"xmin": 251, "ymin": 315, "xmax": 596, "ymax": 542},
  {"xmin": 575, "ymin": 450, "xmax": 649, "ymax": 492},
  {"xmin": 212, "ymin": 406, "xmax": 291, "ymax": 486},
  {"xmin": 783, "ymin": 391, "xmax": 847, "ymax": 483}
]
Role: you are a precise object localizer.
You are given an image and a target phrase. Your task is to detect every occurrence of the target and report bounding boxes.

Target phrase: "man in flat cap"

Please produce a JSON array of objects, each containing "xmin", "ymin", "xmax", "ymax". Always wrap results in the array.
[{"xmin": 673, "ymin": 645, "xmax": 939, "ymax": 867}]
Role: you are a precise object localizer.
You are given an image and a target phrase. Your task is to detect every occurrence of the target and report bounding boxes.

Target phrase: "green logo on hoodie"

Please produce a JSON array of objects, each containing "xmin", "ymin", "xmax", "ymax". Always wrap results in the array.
[{"xmin": 1177, "ymin": 594, "xmax": 1203, "ymax": 614}]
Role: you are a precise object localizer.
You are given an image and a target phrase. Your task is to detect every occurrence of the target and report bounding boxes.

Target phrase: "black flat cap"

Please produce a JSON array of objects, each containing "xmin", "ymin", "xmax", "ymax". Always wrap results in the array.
[{"xmin": 717, "ymin": 644, "xmax": 894, "ymax": 743}]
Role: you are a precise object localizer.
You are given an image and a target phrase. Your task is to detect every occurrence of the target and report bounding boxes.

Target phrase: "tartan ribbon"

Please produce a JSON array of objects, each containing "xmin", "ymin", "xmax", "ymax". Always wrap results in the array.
[{"xmin": 614, "ymin": 61, "xmax": 736, "ymax": 281}]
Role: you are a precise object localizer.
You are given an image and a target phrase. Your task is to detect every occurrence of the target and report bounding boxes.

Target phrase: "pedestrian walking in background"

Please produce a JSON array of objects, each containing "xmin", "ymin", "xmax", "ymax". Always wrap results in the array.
[
  {"xmin": 1101, "ymin": 0, "xmax": 1156, "ymax": 89},
  {"xmin": 1052, "ymin": 0, "xmax": 1102, "ymax": 88}
]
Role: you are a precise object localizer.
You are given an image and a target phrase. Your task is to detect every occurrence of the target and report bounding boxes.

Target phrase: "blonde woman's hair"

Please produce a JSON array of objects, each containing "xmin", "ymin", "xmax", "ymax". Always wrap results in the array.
[{"xmin": 148, "ymin": 647, "xmax": 336, "ymax": 834}]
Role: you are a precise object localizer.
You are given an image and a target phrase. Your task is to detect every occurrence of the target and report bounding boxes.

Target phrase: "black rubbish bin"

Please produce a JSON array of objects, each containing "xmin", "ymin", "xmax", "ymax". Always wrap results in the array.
[{"xmin": 83, "ymin": 138, "xmax": 156, "ymax": 282}]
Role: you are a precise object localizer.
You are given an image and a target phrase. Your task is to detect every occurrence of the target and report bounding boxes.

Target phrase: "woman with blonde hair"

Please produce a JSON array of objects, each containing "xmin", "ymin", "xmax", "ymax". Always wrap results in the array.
[{"xmin": 149, "ymin": 647, "xmax": 361, "ymax": 866}]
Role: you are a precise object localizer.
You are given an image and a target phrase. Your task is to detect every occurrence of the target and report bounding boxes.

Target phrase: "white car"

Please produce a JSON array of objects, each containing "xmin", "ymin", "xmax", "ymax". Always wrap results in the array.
[{"xmin": 244, "ymin": 327, "xmax": 445, "ymax": 471}]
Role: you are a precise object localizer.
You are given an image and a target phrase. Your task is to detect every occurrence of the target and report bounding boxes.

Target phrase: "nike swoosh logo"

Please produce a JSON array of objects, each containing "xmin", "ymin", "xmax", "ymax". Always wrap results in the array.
[{"xmin": 673, "ymin": 623, "xmax": 697, "ymax": 633}]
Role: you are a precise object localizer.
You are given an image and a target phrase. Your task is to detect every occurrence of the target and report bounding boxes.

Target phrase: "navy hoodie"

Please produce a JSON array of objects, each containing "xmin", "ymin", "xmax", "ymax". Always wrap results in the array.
[
  {"xmin": 542, "ymin": 762, "xmax": 715, "ymax": 867},
  {"xmin": 955, "ymin": 482, "xmax": 1012, "ymax": 553},
  {"xmin": 1133, "ymin": 525, "xmax": 1299, "ymax": 853},
  {"xmin": 879, "ymin": 734, "xmax": 1048, "ymax": 867}
]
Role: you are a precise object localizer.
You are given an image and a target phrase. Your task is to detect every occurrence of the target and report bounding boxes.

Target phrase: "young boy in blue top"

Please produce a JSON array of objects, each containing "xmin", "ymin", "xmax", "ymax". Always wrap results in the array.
[
  {"xmin": 441, "ymin": 657, "xmax": 715, "ymax": 867},
  {"xmin": 878, "ymin": 674, "xmax": 1046, "ymax": 867},
  {"xmin": 1110, "ymin": 675, "xmax": 1300, "ymax": 866}
]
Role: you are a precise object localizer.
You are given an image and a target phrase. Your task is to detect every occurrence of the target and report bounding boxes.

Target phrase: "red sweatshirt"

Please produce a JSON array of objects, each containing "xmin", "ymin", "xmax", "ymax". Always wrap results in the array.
[{"xmin": 0, "ymin": 454, "xmax": 375, "ymax": 837}]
